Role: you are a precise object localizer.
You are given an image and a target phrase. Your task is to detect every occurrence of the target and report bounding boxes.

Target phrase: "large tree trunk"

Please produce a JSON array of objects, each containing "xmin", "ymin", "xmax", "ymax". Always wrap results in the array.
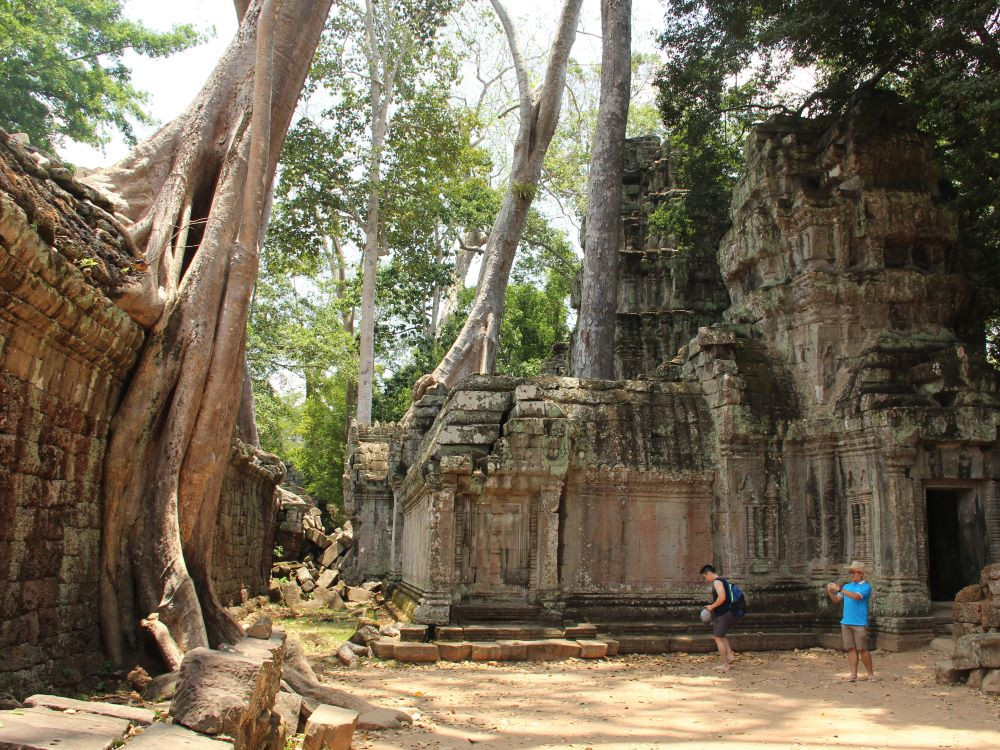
[
  {"xmin": 573, "ymin": 0, "xmax": 631, "ymax": 379},
  {"xmin": 356, "ymin": 0, "xmax": 405, "ymax": 427},
  {"xmin": 92, "ymin": 0, "xmax": 333, "ymax": 667},
  {"xmin": 412, "ymin": 0, "xmax": 583, "ymax": 403}
]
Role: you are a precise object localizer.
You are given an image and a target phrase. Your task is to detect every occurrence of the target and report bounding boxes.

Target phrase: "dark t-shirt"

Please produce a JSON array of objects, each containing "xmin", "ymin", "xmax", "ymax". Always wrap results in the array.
[{"xmin": 710, "ymin": 577, "xmax": 731, "ymax": 616}]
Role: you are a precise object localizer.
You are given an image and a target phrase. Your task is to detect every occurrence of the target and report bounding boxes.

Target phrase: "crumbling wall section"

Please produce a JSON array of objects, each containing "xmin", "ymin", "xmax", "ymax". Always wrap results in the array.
[
  {"xmin": 581, "ymin": 136, "xmax": 730, "ymax": 379},
  {"xmin": 0, "ymin": 134, "xmax": 144, "ymax": 695},
  {"xmin": 212, "ymin": 442, "xmax": 285, "ymax": 606}
]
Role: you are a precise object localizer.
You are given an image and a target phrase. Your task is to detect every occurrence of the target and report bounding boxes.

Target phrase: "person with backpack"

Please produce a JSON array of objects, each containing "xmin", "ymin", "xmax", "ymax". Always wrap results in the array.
[
  {"xmin": 700, "ymin": 564, "xmax": 739, "ymax": 671},
  {"xmin": 826, "ymin": 560, "xmax": 876, "ymax": 682}
]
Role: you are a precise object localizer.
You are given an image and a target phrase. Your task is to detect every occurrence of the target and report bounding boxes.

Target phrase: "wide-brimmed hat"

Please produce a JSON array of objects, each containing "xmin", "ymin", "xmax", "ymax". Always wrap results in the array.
[{"xmin": 847, "ymin": 560, "xmax": 867, "ymax": 575}]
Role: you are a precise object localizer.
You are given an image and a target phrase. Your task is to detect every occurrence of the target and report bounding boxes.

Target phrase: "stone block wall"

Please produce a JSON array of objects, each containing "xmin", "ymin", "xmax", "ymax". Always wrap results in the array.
[
  {"xmin": 343, "ymin": 421, "xmax": 402, "ymax": 580},
  {"xmin": 0, "ymin": 134, "xmax": 144, "ymax": 695},
  {"xmin": 212, "ymin": 442, "xmax": 285, "ymax": 606}
]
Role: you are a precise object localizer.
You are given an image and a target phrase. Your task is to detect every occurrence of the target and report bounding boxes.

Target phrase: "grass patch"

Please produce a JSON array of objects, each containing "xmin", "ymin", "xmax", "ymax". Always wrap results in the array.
[{"xmin": 272, "ymin": 609, "xmax": 369, "ymax": 656}]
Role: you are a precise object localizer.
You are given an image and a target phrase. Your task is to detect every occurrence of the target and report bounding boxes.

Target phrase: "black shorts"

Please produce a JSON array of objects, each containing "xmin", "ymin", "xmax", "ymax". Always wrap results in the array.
[{"xmin": 713, "ymin": 610, "xmax": 735, "ymax": 637}]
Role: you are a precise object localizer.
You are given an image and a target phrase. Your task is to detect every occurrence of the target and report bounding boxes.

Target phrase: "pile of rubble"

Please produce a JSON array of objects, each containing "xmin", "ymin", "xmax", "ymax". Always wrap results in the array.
[
  {"xmin": 269, "ymin": 556, "xmax": 384, "ymax": 614},
  {"xmin": 935, "ymin": 563, "xmax": 1000, "ymax": 694},
  {"xmin": 0, "ymin": 620, "xmax": 385, "ymax": 749}
]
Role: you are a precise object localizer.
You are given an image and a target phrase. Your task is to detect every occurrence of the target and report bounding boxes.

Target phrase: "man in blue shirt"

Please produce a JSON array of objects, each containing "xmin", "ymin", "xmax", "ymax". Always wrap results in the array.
[{"xmin": 827, "ymin": 561, "xmax": 875, "ymax": 681}]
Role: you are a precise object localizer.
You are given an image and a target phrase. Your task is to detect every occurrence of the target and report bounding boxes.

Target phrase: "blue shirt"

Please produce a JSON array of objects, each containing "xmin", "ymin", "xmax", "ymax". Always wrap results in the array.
[{"xmin": 840, "ymin": 580, "xmax": 872, "ymax": 626}]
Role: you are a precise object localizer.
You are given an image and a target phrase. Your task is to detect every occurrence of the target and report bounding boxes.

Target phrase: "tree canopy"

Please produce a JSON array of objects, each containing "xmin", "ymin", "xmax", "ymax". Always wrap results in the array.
[
  {"xmin": 657, "ymin": 0, "xmax": 1000, "ymax": 263},
  {"xmin": 0, "ymin": 0, "xmax": 201, "ymax": 149}
]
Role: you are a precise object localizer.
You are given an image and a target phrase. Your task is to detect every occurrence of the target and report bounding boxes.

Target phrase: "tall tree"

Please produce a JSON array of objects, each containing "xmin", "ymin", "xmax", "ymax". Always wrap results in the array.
[
  {"xmin": 85, "ymin": 0, "xmax": 323, "ymax": 665},
  {"xmin": 307, "ymin": 0, "xmax": 458, "ymax": 427},
  {"xmin": 574, "ymin": 0, "xmax": 632, "ymax": 379},
  {"xmin": 0, "ymin": 0, "xmax": 200, "ymax": 149},
  {"xmin": 412, "ymin": 0, "xmax": 584, "ymax": 402}
]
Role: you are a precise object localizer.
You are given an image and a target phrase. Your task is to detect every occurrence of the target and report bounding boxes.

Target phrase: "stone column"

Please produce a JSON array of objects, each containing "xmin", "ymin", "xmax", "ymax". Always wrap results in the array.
[
  {"xmin": 872, "ymin": 443, "xmax": 933, "ymax": 649},
  {"xmin": 387, "ymin": 488, "xmax": 403, "ymax": 584},
  {"xmin": 413, "ymin": 481, "xmax": 457, "ymax": 625},
  {"xmin": 535, "ymin": 479, "xmax": 564, "ymax": 621}
]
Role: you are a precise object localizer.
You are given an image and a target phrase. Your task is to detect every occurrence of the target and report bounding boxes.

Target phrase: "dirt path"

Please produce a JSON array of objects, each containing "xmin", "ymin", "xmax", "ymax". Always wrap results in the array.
[{"xmin": 320, "ymin": 647, "xmax": 1000, "ymax": 749}]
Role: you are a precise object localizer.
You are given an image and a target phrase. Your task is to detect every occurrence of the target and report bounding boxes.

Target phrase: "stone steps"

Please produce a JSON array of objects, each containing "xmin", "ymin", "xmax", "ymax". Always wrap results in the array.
[
  {"xmin": 375, "ymin": 628, "xmax": 824, "ymax": 663},
  {"xmin": 374, "ymin": 636, "xmax": 620, "ymax": 663},
  {"xmin": 452, "ymin": 604, "xmax": 545, "ymax": 623}
]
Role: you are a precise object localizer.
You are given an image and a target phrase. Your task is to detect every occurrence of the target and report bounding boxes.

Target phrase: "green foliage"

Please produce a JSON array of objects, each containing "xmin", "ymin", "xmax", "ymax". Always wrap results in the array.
[
  {"xmin": 657, "ymin": 0, "xmax": 1000, "ymax": 263},
  {"xmin": 647, "ymin": 196, "xmax": 694, "ymax": 250},
  {"xmin": 0, "ymin": 0, "xmax": 202, "ymax": 149}
]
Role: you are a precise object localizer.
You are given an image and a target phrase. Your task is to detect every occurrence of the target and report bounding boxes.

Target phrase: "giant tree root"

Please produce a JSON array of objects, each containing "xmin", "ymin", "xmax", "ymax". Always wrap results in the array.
[{"xmin": 282, "ymin": 638, "xmax": 412, "ymax": 730}]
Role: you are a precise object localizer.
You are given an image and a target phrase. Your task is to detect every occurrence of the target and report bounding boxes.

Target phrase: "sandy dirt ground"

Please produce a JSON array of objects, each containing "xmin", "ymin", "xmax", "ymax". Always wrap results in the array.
[{"xmin": 321, "ymin": 646, "xmax": 1000, "ymax": 750}]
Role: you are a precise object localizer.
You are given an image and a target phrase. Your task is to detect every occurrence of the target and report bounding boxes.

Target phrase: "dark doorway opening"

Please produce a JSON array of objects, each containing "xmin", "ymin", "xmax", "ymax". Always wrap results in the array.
[{"xmin": 926, "ymin": 488, "xmax": 987, "ymax": 601}]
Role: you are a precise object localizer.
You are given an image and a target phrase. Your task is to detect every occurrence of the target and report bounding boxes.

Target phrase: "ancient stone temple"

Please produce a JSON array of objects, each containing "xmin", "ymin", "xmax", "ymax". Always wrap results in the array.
[{"xmin": 346, "ymin": 95, "xmax": 1000, "ymax": 649}]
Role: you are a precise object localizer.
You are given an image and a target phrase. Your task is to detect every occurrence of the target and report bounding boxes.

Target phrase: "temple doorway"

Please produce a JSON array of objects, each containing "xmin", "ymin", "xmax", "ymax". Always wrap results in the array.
[{"xmin": 925, "ymin": 488, "xmax": 987, "ymax": 601}]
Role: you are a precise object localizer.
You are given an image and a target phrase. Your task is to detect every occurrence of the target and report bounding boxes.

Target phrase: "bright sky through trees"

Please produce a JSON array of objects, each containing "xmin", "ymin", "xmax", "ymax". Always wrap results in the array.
[{"xmin": 59, "ymin": 0, "xmax": 666, "ymax": 167}]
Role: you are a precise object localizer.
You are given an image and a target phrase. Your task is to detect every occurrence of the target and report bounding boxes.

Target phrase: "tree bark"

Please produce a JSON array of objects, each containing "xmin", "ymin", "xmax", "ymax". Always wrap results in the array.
[
  {"xmin": 573, "ymin": 0, "xmax": 631, "ymax": 379},
  {"xmin": 411, "ymin": 0, "xmax": 583, "ymax": 404},
  {"xmin": 92, "ymin": 0, "xmax": 334, "ymax": 666},
  {"xmin": 356, "ymin": 0, "xmax": 406, "ymax": 427}
]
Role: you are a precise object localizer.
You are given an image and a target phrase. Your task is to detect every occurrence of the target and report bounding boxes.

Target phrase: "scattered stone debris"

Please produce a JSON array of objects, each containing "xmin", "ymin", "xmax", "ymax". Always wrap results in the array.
[{"xmin": 934, "ymin": 563, "xmax": 1000, "ymax": 694}]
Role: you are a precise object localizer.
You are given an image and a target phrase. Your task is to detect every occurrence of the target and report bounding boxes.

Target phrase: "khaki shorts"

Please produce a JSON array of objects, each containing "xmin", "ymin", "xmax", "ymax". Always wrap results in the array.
[{"xmin": 841, "ymin": 625, "xmax": 868, "ymax": 651}]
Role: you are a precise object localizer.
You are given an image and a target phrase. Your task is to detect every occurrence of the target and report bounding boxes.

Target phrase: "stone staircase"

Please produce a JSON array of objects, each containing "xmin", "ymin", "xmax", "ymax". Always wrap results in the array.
[{"xmin": 375, "ymin": 614, "xmax": 828, "ymax": 664}]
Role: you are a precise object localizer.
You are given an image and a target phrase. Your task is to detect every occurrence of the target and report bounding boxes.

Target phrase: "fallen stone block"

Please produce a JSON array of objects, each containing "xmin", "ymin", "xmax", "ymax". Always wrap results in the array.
[
  {"xmin": 349, "ymin": 625, "xmax": 380, "ymax": 647},
  {"xmin": 23, "ymin": 694, "xmax": 155, "ymax": 726},
  {"xmin": 929, "ymin": 637, "xmax": 954, "ymax": 656},
  {"xmin": 934, "ymin": 659, "xmax": 967, "ymax": 684},
  {"xmin": 398, "ymin": 624, "xmax": 428, "ymax": 642},
  {"xmin": 469, "ymin": 642, "xmax": 503, "ymax": 661},
  {"xmin": 953, "ymin": 633, "xmax": 1000, "ymax": 669},
  {"xmin": 170, "ymin": 634, "xmax": 286, "ymax": 750},
  {"xmin": 372, "ymin": 639, "xmax": 397, "ymax": 659},
  {"xmin": 278, "ymin": 581, "xmax": 302, "ymax": 606},
  {"xmin": 315, "ymin": 569, "xmax": 337, "ymax": 589},
  {"xmin": 274, "ymin": 691, "xmax": 303, "ymax": 735},
  {"xmin": 952, "ymin": 600, "xmax": 983, "ymax": 623},
  {"xmin": 437, "ymin": 642, "xmax": 472, "ymax": 661},
  {"xmin": 336, "ymin": 643, "xmax": 360, "ymax": 667},
  {"xmin": 394, "ymin": 643, "xmax": 440, "ymax": 663},
  {"xmin": 126, "ymin": 720, "xmax": 234, "ymax": 748},
  {"xmin": 497, "ymin": 640, "xmax": 527, "ymax": 660},
  {"xmin": 319, "ymin": 546, "xmax": 339, "ymax": 568},
  {"xmin": 980, "ymin": 563, "xmax": 1000, "ymax": 583},
  {"xmin": 968, "ymin": 668, "xmax": 988, "ymax": 689},
  {"xmin": 982, "ymin": 669, "xmax": 1000, "ymax": 694},
  {"xmin": 142, "ymin": 671, "xmax": 181, "ymax": 702},
  {"xmin": 379, "ymin": 624, "xmax": 400, "ymax": 638},
  {"xmin": 955, "ymin": 584, "xmax": 985, "ymax": 602},
  {"xmin": 313, "ymin": 588, "xmax": 346, "ymax": 611},
  {"xmin": 523, "ymin": 639, "xmax": 581, "ymax": 660},
  {"xmin": 576, "ymin": 640, "xmax": 609, "ymax": 659},
  {"xmin": 0, "ymin": 706, "xmax": 130, "ymax": 749},
  {"xmin": 246, "ymin": 616, "xmax": 273, "ymax": 639},
  {"xmin": 346, "ymin": 586, "xmax": 373, "ymax": 603},
  {"xmin": 305, "ymin": 527, "xmax": 332, "ymax": 549},
  {"xmin": 303, "ymin": 704, "xmax": 359, "ymax": 750},
  {"xmin": 361, "ymin": 581, "xmax": 382, "ymax": 592}
]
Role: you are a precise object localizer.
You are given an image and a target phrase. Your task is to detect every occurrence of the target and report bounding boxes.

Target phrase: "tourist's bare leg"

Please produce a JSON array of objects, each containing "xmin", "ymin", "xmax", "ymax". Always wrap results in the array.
[
  {"xmin": 859, "ymin": 649, "xmax": 874, "ymax": 679},
  {"xmin": 713, "ymin": 636, "xmax": 731, "ymax": 671},
  {"xmin": 846, "ymin": 647, "xmax": 859, "ymax": 680}
]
